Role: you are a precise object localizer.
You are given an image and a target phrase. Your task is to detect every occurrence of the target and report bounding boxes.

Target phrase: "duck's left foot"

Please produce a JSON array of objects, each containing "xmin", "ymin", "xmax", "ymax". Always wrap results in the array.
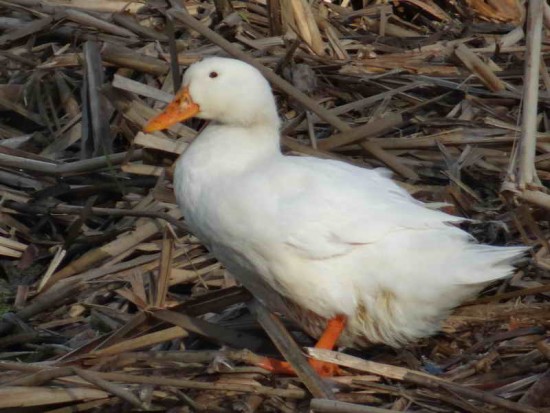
[
  {"xmin": 255, "ymin": 357, "xmax": 295, "ymax": 375},
  {"xmin": 255, "ymin": 356, "xmax": 344, "ymax": 377},
  {"xmin": 255, "ymin": 314, "xmax": 348, "ymax": 377},
  {"xmin": 308, "ymin": 359, "xmax": 345, "ymax": 376}
]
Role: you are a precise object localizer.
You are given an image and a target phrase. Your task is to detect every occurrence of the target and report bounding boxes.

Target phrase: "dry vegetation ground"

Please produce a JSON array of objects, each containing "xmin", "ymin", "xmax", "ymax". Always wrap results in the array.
[{"xmin": 0, "ymin": 0, "xmax": 548, "ymax": 412}]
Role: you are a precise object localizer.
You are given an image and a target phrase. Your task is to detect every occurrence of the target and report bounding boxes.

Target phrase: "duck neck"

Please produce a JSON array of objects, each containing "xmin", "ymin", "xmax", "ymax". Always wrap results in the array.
[{"xmin": 181, "ymin": 122, "xmax": 282, "ymax": 176}]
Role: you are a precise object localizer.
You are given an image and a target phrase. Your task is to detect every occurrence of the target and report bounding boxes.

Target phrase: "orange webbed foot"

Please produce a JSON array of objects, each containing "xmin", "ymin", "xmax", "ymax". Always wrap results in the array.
[
  {"xmin": 309, "ymin": 359, "xmax": 345, "ymax": 377},
  {"xmin": 255, "ymin": 314, "xmax": 348, "ymax": 377},
  {"xmin": 255, "ymin": 356, "xmax": 344, "ymax": 376}
]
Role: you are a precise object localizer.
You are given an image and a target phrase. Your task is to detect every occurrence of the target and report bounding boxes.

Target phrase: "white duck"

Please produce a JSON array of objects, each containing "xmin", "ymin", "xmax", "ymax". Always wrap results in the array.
[{"xmin": 144, "ymin": 57, "xmax": 525, "ymax": 376}]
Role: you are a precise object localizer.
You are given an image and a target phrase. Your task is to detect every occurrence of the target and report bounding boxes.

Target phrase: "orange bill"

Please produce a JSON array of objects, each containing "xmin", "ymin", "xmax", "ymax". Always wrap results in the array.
[{"xmin": 143, "ymin": 87, "xmax": 200, "ymax": 132}]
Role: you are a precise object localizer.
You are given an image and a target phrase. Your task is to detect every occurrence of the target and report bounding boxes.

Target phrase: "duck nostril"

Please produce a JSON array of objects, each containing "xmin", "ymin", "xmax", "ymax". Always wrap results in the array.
[{"xmin": 209, "ymin": 71, "xmax": 218, "ymax": 78}]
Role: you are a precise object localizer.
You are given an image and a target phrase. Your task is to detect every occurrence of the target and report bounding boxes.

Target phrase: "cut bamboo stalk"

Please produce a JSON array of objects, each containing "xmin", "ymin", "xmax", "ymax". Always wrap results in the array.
[
  {"xmin": 0, "ymin": 150, "xmax": 142, "ymax": 175},
  {"xmin": 152, "ymin": 309, "xmax": 263, "ymax": 350},
  {"xmin": 64, "ymin": 9, "xmax": 137, "ymax": 38},
  {"xmin": 307, "ymin": 349, "xmax": 540, "ymax": 413},
  {"xmin": 311, "ymin": 399, "xmax": 399, "ymax": 413},
  {"xmin": 83, "ymin": 40, "xmax": 112, "ymax": 157},
  {"xmin": 72, "ymin": 368, "xmax": 144, "ymax": 409},
  {"xmin": 134, "ymin": 132, "xmax": 188, "ymax": 154},
  {"xmin": 454, "ymin": 43, "xmax": 505, "ymax": 92},
  {"xmin": 517, "ymin": 0, "xmax": 544, "ymax": 188},
  {"xmin": 45, "ymin": 208, "xmax": 182, "ymax": 288},
  {"xmin": 154, "ymin": 228, "xmax": 173, "ymax": 308},
  {"xmin": 318, "ymin": 113, "xmax": 404, "ymax": 150},
  {"xmin": 0, "ymin": 245, "xmax": 22, "ymax": 258},
  {"xmin": 121, "ymin": 163, "xmax": 164, "ymax": 176},
  {"xmin": 287, "ymin": 0, "xmax": 325, "ymax": 56},
  {"xmin": 112, "ymin": 74, "xmax": 173, "ymax": 103},
  {"xmin": 0, "ymin": 386, "xmax": 109, "ymax": 408},
  {"xmin": 97, "ymin": 371, "xmax": 306, "ymax": 398},
  {"xmin": 102, "ymin": 43, "xmax": 170, "ymax": 75},
  {"xmin": 112, "ymin": 13, "xmax": 168, "ymax": 41},
  {"xmin": 91, "ymin": 326, "xmax": 189, "ymax": 357},
  {"xmin": 0, "ymin": 16, "xmax": 53, "ymax": 46},
  {"xmin": 0, "ymin": 236, "xmax": 26, "ymax": 251}
]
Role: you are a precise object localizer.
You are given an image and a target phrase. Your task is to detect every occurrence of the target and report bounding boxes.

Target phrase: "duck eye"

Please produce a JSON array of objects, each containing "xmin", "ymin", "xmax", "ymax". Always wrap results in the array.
[{"xmin": 209, "ymin": 71, "xmax": 218, "ymax": 78}]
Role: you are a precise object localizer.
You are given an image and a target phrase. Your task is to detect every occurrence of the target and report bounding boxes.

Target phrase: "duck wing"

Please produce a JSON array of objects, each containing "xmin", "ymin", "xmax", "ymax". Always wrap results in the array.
[{"xmin": 279, "ymin": 157, "xmax": 464, "ymax": 259}]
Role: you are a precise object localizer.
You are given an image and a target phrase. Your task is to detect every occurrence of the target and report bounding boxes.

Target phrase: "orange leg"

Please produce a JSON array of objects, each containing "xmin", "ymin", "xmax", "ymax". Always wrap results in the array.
[{"xmin": 256, "ymin": 315, "xmax": 347, "ymax": 377}]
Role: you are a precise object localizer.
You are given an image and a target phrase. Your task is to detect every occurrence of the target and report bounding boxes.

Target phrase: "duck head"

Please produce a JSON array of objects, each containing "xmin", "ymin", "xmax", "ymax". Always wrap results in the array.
[{"xmin": 144, "ymin": 57, "xmax": 280, "ymax": 132}]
